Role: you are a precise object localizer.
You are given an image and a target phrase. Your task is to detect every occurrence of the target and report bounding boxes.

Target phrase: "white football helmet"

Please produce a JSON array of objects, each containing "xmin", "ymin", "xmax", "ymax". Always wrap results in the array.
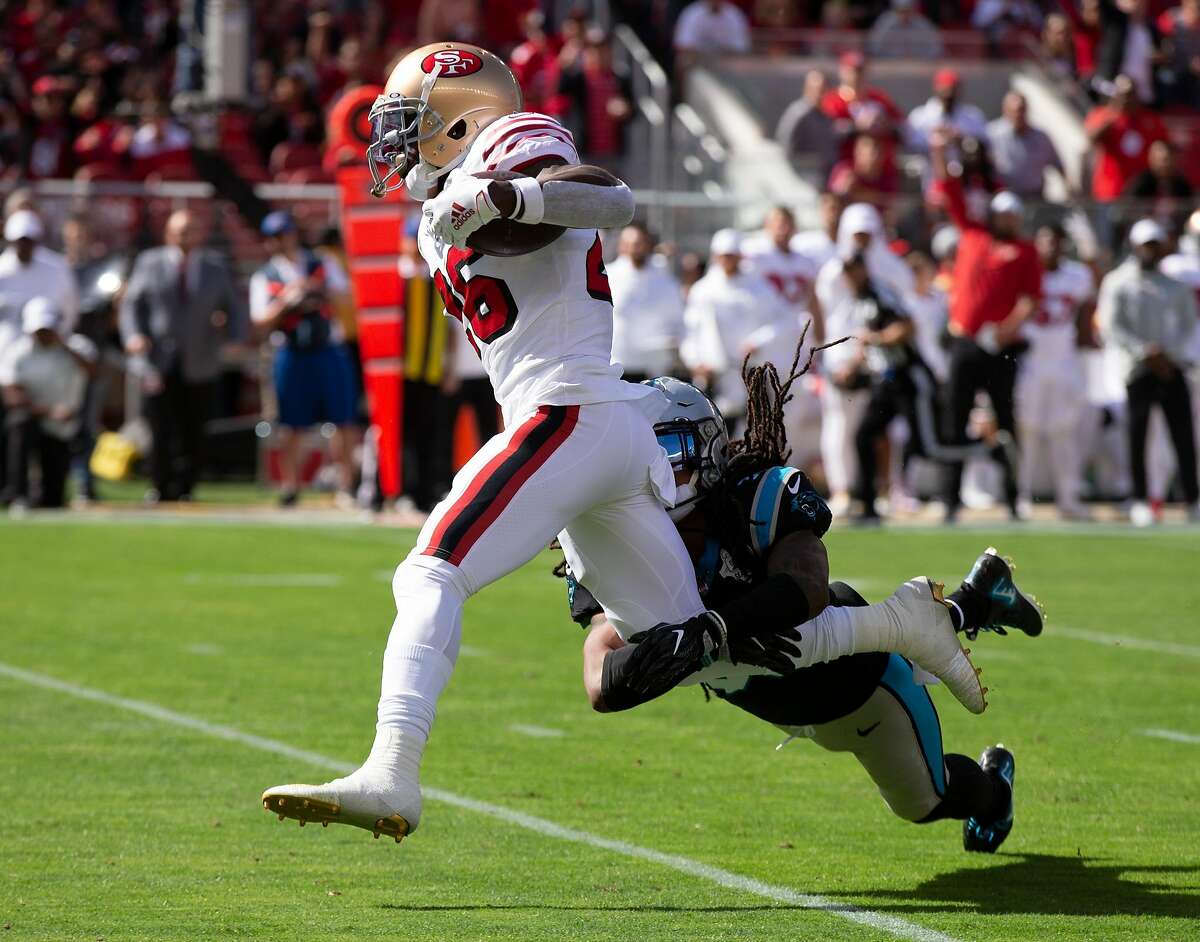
[{"xmin": 644, "ymin": 377, "xmax": 729, "ymax": 521}]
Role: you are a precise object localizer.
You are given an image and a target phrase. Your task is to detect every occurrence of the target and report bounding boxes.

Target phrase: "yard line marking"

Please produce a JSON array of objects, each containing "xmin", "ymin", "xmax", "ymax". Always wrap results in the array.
[
  {"xmin": 1053, "ymin": 626, "xmax": 1200, "ymax": 659},
  {"xmin": 183, "ymin": 573, "xmax": 344, "ymax": 588},
  {"xmin": 458, "ymin": 645, "xmax": 489, "ymax": 658},
  {"xmin": 509, "ymin": 723, "xmax": 565, "ymax": 738},
  {"xmin": 1140, "ymin": 728, "xmax": 1200, "ymax": 745},
  {"xmin": 0, "ymin": 662, "xmax": 958, "ymax": 942},
  {"xmin": 184, "ymin": 643, "xmax": 224, "ymax": 656}
]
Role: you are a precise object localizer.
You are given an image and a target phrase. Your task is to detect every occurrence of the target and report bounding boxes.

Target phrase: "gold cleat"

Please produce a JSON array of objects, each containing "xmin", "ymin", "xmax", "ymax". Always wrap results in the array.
[{"xmin": 262, "ymin": 789, "xmax": 410, "ymax": 843}]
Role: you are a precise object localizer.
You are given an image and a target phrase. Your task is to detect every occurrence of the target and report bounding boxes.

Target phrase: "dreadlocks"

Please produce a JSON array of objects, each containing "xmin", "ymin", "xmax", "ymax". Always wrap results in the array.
[
  {"xmin": 714, "ymin": 323, "xmax": 849, "ymax": 561},
  {"xmin": 725, "ymin": 322, "xmax": 848, "ymax": 476}
]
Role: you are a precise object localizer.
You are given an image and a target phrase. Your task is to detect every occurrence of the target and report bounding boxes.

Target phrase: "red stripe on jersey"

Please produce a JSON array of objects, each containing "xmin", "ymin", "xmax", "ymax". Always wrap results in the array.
[
  {"xmin": 488, "ymin": 138, "xmax": 577, "ymax": 172},
  {"xmin": 480, "ymin": 120, "xmax": 575, "ymax": 164}
]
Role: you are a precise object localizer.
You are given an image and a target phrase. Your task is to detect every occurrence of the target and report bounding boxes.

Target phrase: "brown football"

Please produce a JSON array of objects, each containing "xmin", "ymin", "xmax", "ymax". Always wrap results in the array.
[{"xmin": 465, "ymin": 165, "xmax": 624, "ymax": 257}]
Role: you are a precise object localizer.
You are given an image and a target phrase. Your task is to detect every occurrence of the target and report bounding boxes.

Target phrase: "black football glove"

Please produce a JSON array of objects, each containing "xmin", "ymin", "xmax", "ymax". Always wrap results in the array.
[
  {"xmin": 726, "ymin": 626, "xmax": 804, "ymax": 675},
  {"xmin": 615, "ymin": 612, "xmax": 726, "ymax": 703}
]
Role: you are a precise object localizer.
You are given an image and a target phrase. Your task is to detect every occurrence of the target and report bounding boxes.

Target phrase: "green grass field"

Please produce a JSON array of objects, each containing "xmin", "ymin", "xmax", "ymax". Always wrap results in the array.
[{"xmin": 2, "ymin": 516, "xmax": 1198, "ymax": 941}]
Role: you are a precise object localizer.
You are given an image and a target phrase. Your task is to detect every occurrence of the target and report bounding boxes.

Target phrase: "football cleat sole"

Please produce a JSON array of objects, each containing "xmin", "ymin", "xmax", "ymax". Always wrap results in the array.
[
  {"xmin": 930, "ymin": 580, "xmax": 988, "ymax": 714},
  {"xmin": 262, "ymin": 791, "xmax": 410, "ymax": 843}
]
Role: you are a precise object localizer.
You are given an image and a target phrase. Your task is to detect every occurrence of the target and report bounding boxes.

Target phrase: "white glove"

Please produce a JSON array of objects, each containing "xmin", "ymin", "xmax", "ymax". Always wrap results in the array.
[{"xmin": 425, "ymin": 168, "xmax": 501, "ymax": 248}]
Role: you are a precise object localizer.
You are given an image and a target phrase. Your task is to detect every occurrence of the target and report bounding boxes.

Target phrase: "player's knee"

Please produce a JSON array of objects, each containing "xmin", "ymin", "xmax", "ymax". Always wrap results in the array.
[
  {"xmin": 881, "ymin": 790, "xmax": 939, "ymax": 823},
  {"xmin": 392, "ymin": 554, "xmax": 472, "ymax": 607}
]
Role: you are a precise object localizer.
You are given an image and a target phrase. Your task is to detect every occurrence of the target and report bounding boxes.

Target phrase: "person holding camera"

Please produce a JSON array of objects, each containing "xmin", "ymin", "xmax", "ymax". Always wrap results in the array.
[
  {"xmin": 839, "ymin": 254, "xmax": 1007, "ymax": 524},
  {"xmin": 250, "ymin": 211, "xmax": 356, "ymax": 507}
]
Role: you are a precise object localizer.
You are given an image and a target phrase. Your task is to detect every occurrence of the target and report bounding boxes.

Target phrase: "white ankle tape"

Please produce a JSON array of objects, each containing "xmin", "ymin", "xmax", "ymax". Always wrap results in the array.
[{"xmin": 511, "ymin": 176, "xmax": 545, "ymax": 225}]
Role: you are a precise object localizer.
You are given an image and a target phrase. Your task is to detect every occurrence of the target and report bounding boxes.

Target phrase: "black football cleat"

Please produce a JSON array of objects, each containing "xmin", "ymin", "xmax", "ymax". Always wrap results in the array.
[
  {"xmin": 959, "ymin": 547, "xmax": 1044, "ymax": 639},
  {"xmin": 963, "ymin": 745, "xmax": 1015, "ymax": 854}
]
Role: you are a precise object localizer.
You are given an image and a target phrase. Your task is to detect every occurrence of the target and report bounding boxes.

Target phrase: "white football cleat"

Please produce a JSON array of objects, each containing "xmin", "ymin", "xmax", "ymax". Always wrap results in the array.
[
  {"xmin": 262, "ymin": 773, "xmax": 420, "ymax": 842},
  {"xmin": 881, "ymin": 577, "xmax": 987, "ymax": 715},
  {"xmin": 262, "ymin": 728, "xmax": 423, "ymax": 842}
]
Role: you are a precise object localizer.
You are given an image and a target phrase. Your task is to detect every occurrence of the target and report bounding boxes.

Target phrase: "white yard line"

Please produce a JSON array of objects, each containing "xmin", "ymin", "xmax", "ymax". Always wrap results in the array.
[
  {"xmin": 183, "ymin": 643, "xmax": 224, "ymax": 656},
  {"xmin": 183, "ymin": 573, "xmax": 345, "ymax": 588},
  {"xmin": 1053, "ymin": 626, "xmax": 1200, "ymax": 659},
  {"xmin": 1139, "ymin": 728, "xmax": 1200, "ymax": 745},
  {"xmin": 458, "ymin": 645, "xmax": 489, "ymax": 658},
  {"xmin": 0, "ymin": 661, "xmax": 958, "ymax": 942},
  {"xmin": 508, "ymin": 723, "xmax": 565, "ymax": 739}
]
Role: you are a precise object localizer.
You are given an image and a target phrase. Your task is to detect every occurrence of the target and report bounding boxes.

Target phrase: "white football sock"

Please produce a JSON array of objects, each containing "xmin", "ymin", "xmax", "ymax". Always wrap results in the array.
[
  {"xmin": 376, "ymin": 556, "xmax": 468, "ymax": 739},
  {"xmin": 790, "ymin": 592, "xmax": 926, "ymax": 666}
]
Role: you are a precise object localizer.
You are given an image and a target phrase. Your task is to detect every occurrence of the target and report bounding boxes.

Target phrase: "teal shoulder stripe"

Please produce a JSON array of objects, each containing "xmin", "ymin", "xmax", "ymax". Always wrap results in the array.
[{"xmin": 751, "ymin": 466, "xmax": 796, "ymax": 555}]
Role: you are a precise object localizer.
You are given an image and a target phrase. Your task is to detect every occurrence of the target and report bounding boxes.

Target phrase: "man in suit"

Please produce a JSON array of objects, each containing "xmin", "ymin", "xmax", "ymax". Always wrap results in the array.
[{"xmin": 119, "ymin": 209, "xmax": 246, "ymax": 502}]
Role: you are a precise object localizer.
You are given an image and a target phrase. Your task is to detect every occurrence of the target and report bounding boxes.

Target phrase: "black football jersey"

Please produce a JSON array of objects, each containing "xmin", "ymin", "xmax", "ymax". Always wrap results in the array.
[{"xmin": 567, "ymin": 464, "xmax": 887, "ymax": 727}]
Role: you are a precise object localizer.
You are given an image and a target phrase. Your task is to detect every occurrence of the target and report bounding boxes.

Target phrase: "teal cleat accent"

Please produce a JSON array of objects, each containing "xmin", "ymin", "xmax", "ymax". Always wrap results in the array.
[{"xmin": 963, "ymin": 744, "xmax": 1015, "ymax": 854}]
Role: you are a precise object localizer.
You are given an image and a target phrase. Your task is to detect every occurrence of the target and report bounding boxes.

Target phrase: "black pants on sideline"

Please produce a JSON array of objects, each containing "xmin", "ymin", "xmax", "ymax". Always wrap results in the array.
[
  {"xmin": 452, "ymin": 377, "xmax": 501, "ymax": 443},
  {"xmin": 144, "ymin": 367, "xmax": 215, "ymax": 500},
  {"xmin": 402, "ymin": 380, "xmax": 453, "ymax": 512},
  {"xmin": 5, "ymin": 416, "xmax": 70, "ymax": 507},
  {"xmin": 940, "ymin": 337, "xmax": 1019, "ymax": 512},
  {"xmin": 855, "ymin": 370, "xmax": 922, "ymax": 513},
  {"xmin": 1127, "ymin": 367, "xmax": 1199, "ymax": 504}
]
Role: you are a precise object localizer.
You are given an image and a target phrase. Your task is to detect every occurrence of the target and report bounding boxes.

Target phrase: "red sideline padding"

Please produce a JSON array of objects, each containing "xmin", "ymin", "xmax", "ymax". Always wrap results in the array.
[{"xmin": 334, "ymin": 84, "xmax": 410, "ymax": 499}]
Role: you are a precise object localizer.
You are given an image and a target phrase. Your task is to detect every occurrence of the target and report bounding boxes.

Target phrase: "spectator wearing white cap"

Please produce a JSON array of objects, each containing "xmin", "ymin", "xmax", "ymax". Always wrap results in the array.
[
  {"xmin": 1097, "ymin": 218, "xmax": 1199, "ymax": 524},
  {"xmin": 0, "ymin": 209, "xmax": 80, "ymax": 498},
  {"xmin": 680, "ymin": 228, "xmax": 777, "ymax": 425},
  {"xmin": 814, "ymin": 203, "xmax": 914, "ymax": 513},
  {"xmin": 0, "ymin": 297, "xmax": 94, "ymax": 510},
  {"xmin": 607, "ymin": 222, "xmax": 685, "ymax": 384},
  {"xmin": 0, "ymin": 210, "xmax": 80, "ymax": 356}
]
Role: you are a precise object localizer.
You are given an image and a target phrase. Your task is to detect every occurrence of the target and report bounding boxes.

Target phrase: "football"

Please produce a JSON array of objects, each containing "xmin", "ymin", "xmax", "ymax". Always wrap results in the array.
[
  {"xmin": 466, "ymin": 164, "xmax": 624, "ymax": 257},
  {"xmin": 466, "ymin": 170, "xmax": 566, "ymax": 257}
]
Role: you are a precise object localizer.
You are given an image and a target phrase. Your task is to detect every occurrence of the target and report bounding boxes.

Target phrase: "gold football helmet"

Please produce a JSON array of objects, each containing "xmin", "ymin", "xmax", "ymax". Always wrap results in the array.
[{"xmin": 367, "ymin": 42, "xmax": 522, "ymax": 197}]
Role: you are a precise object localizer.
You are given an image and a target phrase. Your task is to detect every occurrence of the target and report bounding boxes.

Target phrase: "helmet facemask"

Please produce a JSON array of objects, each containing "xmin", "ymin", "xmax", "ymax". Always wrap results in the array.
[
  {"xmin": 655, "ymin": 416, "xmax": 728, "ymax": 522},
  {"xmin": 367, "ymin": 70, "xmax": 444, "ymax": 198}
]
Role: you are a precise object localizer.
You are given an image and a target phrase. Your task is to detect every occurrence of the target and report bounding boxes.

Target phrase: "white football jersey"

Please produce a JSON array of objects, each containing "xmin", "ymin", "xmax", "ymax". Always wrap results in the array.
[
  {"xmin": 1161, "ymin": 253, "xmax": 1200, "ymax": 363},
  {"xmin": 417, "ymin": 112, "xmax": 651, "ymax": 424},
  {"xmin": 1023, "ymin": 259, "xmax": 1094, "ymax": 370},
  {"xmin": 741, "ymin": 235, "xmax": 819, "ymax": 311}
]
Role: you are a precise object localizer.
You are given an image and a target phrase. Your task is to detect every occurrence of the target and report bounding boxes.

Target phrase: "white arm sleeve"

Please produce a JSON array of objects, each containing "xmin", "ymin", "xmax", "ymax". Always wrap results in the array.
[{"xmin": 538, "ymin": 179, "xmax": 635, "ymax": 230}]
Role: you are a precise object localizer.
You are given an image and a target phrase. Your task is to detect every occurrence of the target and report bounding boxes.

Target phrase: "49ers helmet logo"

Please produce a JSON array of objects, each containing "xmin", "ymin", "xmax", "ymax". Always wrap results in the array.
[{"xmin": 421, "ymin": 49, "xmax": 484, "ymax": 77}]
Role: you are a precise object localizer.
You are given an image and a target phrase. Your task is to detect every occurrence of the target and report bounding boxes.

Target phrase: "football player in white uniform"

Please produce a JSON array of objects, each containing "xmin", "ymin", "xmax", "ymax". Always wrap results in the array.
[
  {"xmin": 1015, "ymin": 223, "xmax": 1095, "ymax": 519},
  {"xmin": 742, "ymin": 206, "xmax": 823, "ymax": 466},
  {"xmin": 262, "ymin": 43, "xmax": 984, "ymax": 845}
]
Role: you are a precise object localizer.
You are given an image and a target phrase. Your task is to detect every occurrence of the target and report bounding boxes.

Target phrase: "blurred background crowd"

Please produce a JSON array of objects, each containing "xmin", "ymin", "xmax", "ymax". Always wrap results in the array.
[{"xmin": 0, "ymin": 0, "xmax": 1198, "ymax": 527}]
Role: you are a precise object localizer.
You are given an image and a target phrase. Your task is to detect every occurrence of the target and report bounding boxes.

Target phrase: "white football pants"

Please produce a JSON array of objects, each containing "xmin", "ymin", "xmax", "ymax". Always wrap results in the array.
[{"xmin": 379, "ymin": 400, "xmax": 705, "ymax": 737}]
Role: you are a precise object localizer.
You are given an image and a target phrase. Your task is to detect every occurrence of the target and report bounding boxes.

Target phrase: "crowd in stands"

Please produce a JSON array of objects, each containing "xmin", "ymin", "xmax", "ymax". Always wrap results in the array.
[{"xmin": 1, "ymin": 0, "xmax": 1198, "ymax": 527}]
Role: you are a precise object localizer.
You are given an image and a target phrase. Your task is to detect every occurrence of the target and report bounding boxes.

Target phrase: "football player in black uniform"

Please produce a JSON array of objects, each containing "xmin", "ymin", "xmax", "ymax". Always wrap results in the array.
[{"xmin": 563, "ymin": 366, "xmax": 1042, "ymax": 852}]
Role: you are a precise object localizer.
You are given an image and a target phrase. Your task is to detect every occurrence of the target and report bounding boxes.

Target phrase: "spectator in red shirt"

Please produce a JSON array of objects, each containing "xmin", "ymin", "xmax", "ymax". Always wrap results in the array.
[
  {"xmin": 1084, "ymin": 74, "xmax": 1169, "ymax": 202},
  {"xmin": 509, "ymin": 11, "xmax": 565, "ymax": 117},
  {"xmin": 1073, "ymin": 0, "xmax": 1104, "ymax": 77},
  {"xmin": 928, "ymin": 129, "xmax": 1040, "ymax": 521},
  {"xmin": 828, "ymin": 134, "xmax": 897, "ymax": 209},
  {"xmin": 25, "ymin": 76, "xmax": 75, "ymax": 179},
  {"xmin": 560, "ymin": 28, "xmax": 632, "ymax": 163},
  {"xmin": 819, "ymin": 52, "xmax": 902, "ymax": 174}
]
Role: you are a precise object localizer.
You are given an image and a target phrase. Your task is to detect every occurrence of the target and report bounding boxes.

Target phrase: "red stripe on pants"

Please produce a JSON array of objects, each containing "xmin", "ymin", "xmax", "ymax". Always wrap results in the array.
[{"xmin": 449, "ymin": 405, "xmax": 579, "ymax": 563}]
